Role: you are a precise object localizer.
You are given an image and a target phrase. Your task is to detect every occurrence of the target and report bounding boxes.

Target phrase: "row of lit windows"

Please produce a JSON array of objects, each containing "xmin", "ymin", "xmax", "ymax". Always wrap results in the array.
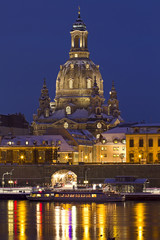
[
  {"xmin": 129, "ymin": 138, "xmax": 160, "ymax": 148},
  {"xmin": 113, "ymin": 139, "xmax": 126, "ymax": 144},
  {"xmin": 7, "ymin": 140, "xmax": 61, "ymax": 146},
  {"xmin": 68, "ymin": 78, "xmax": 92, "ymax": 89},
  {"xmin": 129, "ymin": 152, "xmax": 160, "ymax": 161},
  {"xmin": 101, "ymin": 147, "xmax": 125, "ymax": 151},
  {"xmin": 54, "ymin": 193, "xmax": 97, "ymax": 198}
]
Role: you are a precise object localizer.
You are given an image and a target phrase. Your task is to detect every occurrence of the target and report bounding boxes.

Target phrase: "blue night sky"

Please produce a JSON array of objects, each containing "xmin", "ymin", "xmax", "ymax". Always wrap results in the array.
[{"xmin": 0, "ymin": 0, "xmax": 159, "ymax": 123}]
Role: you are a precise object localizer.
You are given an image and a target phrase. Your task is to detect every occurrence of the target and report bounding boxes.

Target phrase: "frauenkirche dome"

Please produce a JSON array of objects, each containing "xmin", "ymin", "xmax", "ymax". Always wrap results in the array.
[{"xmin": 32, "ymin": 9, "xmax": 123, "ymax": 136}]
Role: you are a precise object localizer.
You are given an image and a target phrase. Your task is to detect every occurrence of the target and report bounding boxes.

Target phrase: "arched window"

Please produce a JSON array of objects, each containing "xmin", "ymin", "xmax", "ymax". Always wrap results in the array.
[
  {"xmin": 66, "ymin": 106, "xmax": 71, "ymax": 115},
  {"xmin": 69, "ymin": 79, "xmax": 73, "ymax": 89},
  {"xmin": 87, "ymin": 79, "xmax": 91, "ymax": 88},
  {"xmin": 74, "ymin": 35, "xmax": 80, "ymax": 48}
]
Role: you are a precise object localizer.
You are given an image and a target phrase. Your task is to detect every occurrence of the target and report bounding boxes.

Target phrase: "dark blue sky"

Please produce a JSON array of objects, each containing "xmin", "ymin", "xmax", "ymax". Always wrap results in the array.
[{"xmin": 0, "ymin": 0, "xmax": 159, "ymax": 123}]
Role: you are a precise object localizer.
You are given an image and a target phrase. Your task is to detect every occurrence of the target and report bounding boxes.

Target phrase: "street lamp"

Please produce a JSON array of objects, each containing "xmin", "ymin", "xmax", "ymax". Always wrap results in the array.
[
  {"xmin": 2, "ymin": 169, "xmax": 14, "ymax": 188},
  {"xmin": 138, "ymin": 154, "xmax": 142, "ymax": 164}
]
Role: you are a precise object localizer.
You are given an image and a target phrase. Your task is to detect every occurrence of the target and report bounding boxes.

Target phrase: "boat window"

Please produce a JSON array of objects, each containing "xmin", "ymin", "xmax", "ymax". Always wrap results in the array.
[
  {"xmin": 86, "ymin": 194, "xmax": 91, "ymax": 197},
  {"xmin": 92, "ymin": 194, "xmax": 97, "ymax": 197},
  {"xmin": 75, "ymin": 194, "xmax": 80, "ymax": 197},
  {"xmin": 70, "ymin": 194, "xmax": 75, "ymax": 197},
  {"xmin": 55, "ymin": 194, "xmax": 59, "ymax": 197},
  {"xmin": 81, "ymin": 194, "xmax": 85, "ymax": 197},
  {"xmin": 36, "ymin": 194, "xmax": 41, "ymax": 197},
  {"xmin": 44, "ymin": 194, "xmax": 50, "ymax": 197}
]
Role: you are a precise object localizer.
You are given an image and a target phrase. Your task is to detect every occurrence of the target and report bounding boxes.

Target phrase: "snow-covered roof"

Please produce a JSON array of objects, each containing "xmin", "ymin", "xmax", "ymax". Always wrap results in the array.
[
  {"xmin": 49, "ymin": 109, "xmax": 66, "ymax": 119},
  {"xmin": 103, "ymin": 127, "xmax": 129, "ymax": 134},
  {"xmin": 69, "ymin": 109, "xmax": 88, "ymax": 119},
  {"xmin": 1, "ymin": 135, "xmax": 74, "ymax": 152},
  {"xmin": 67, "ymin": 129, "xmax": 95, "ymax": 145}
]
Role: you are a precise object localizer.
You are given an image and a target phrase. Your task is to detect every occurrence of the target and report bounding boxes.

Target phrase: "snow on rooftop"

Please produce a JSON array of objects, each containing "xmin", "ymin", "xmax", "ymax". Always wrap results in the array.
[
  {"xmin": 1, "ymin": 135, "xmax": 74, "ymax": 152},
  {"xmin": 69, "ymin": 108, "xmax": 88, "ymax": 119}
]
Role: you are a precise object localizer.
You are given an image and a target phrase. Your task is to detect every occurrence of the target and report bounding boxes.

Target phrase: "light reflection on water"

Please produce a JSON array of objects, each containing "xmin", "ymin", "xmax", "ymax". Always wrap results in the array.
[{"xmin": 0, "ymin": 201, "xmax": 160, "ymax": 239}]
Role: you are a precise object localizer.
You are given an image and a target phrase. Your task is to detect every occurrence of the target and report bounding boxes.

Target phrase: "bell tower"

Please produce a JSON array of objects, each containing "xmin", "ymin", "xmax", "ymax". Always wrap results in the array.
[{"xmin": 69, "ymin": 7, "xmax": 89, "ymax": 59}]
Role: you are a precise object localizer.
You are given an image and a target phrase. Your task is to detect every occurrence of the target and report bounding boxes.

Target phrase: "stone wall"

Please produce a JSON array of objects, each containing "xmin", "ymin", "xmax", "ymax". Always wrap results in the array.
[{"xmin": 0, "ymin": 164, "xmax": 160, "ymax": 187}]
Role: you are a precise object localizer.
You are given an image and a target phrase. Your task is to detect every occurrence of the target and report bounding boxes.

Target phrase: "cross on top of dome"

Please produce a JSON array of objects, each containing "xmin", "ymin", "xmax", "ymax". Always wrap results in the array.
[{"xmin": 72, "ymin": 7, "xmax": 87, "ymax": 31}]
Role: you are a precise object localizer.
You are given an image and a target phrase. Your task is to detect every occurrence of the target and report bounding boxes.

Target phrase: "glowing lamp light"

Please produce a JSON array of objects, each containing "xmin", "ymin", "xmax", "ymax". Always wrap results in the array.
[
  {"xmin": 85, "ymin": 155, "xmax": 88, "ymax": 159},
  {"xmin": 20, "ymin": 155, "xmax": 24, "ymax": 160},
  {"xmin": 139, "ymin": 154, "xmax": 142, "ymax": 158}
]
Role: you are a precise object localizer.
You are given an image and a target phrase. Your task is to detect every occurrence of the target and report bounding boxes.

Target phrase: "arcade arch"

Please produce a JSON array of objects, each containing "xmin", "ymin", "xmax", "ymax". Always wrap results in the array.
[{"xmin": 51, "ymin": 169, "xmax": 77, "ymax": 187}]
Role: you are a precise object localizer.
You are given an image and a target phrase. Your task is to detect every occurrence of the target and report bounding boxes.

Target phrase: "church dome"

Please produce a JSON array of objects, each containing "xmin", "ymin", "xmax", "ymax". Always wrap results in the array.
[
  {"xmin": 55, "ymin": 58, "xmax": 104, "ymax": 110},
  {"xmin": 55, "ymin": 10, "xmax": 104, "ymax": 111}
]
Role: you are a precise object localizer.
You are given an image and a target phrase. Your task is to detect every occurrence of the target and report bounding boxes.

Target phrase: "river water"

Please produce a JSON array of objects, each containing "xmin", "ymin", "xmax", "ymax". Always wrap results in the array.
[{"xmin": 0, "ymin": 200, "xmax": 160, "ymax": 240}]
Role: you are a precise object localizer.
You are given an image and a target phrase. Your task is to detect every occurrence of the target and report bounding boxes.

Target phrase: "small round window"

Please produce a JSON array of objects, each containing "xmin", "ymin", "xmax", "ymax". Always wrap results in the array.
[{"xmin": 64, "ymin": 122, "xmax": 69, "ymax": 129}]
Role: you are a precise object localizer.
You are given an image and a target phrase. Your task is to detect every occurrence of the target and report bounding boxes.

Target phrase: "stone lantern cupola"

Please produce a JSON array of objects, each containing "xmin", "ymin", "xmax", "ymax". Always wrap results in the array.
[{"xmin": 69, "ymin": 7, "xmax": 89, "ymax": 59}]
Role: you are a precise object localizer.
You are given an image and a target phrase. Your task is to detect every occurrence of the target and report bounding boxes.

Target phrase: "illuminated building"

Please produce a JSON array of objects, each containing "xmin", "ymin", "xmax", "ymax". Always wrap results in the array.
[
  {"xmin": 93, "ymin": 125, "xmax": 127, "ymax": 163},
  {"xmin": 126, "ymin": 123, "xmax": 160, "ymax": 163},
  {"xmin": 32, "ymin": 9, "xmax": 123, "ymax": 137},
  {"xmin": 0, "ymin": 135, "xmax": 74, "ymax": 164}
]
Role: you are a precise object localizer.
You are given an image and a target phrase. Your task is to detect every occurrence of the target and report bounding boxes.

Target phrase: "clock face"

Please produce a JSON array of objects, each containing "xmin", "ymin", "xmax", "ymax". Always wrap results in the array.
[
  {"xmin": 64, "ymin": 122, "xmax": 68, "ymax": 129},
  {"xmin": 97, "ymin": 122, "xmax": 102, "ymax": 129}
]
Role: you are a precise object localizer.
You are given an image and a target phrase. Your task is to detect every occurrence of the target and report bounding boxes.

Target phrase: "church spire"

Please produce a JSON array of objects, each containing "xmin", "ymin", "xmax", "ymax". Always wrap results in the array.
[
  {"xmin": 109, "ymin": 80, "xmax": 117, "ymax": 99},
  {"xmin": 37, "ymin": 78, "xmax": 51, "ymax": 118},
  {"xmin": 108, "ymin": 81, "xmax": 120, "ymax": 117}
]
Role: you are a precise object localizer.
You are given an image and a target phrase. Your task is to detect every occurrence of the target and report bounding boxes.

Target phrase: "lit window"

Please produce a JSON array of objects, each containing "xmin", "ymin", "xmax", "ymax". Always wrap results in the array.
[
  {"xmin": 69, "ymin": 79, "xmax": 73, "ymax": 89},
  {"xmin": 87, "ymin": 78, "xmax": 91, "ymax": 88},
  {"xmin": 86, "ymin": 64, "xmax": 90, "ymax": 69},
  {"xmin": 66, "ymin": 106, "xmax": 71, "ymax": 114},
  {"xmin": 113, "ymin": 139, "xmax": 118, "ymax": 144},
  {"xmin": 121, "ymin": 139, "xmax": 126, "ymax": 144},
  {"xmin": 96, "ymin": 134, "xmax": 100, "ymax": 139},
  {"xmin": 8, "ymin": 141, "xmax": 12, "ymax": 146},
  {"xmin": 92, "ymin": 194, "xmax": 97, "ymax": 197},
  {"xmin": 64, "ymin": 122, "xmax": 68, "ymax": 129},
  {"xmin": 97, "ymin": 122, "xmax": 102, "ymax": 129},
  {"xmin": 101, "ymin": 147, "xmax": 104, "ymax": 151},
  {"xmin": 75, "ymin": 54, "xmax": 78, "ymax": 58}
]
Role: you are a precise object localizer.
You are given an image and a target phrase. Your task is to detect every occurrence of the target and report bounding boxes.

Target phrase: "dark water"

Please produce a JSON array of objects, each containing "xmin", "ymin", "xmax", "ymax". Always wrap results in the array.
[{"xmin": 0, "ymin": 200, "xmax": 160, "ymax": 240}]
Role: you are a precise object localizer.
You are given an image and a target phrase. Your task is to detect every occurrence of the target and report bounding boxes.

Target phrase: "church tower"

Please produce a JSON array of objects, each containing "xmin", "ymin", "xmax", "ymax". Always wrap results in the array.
[
  {"xmin": 32, "ymin": 9, "xmax": 123, "ymax": 136},
  {"xmin": 107, "ymin": 81, "xmax": 120, "ymax": 117},
  {"xmin": 33, "ymin": 78, "xmax": 51, "ymax": 119},
  {"xmin": 69, "ymin": 7, "xmax": 89, "ymax": 59}
]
